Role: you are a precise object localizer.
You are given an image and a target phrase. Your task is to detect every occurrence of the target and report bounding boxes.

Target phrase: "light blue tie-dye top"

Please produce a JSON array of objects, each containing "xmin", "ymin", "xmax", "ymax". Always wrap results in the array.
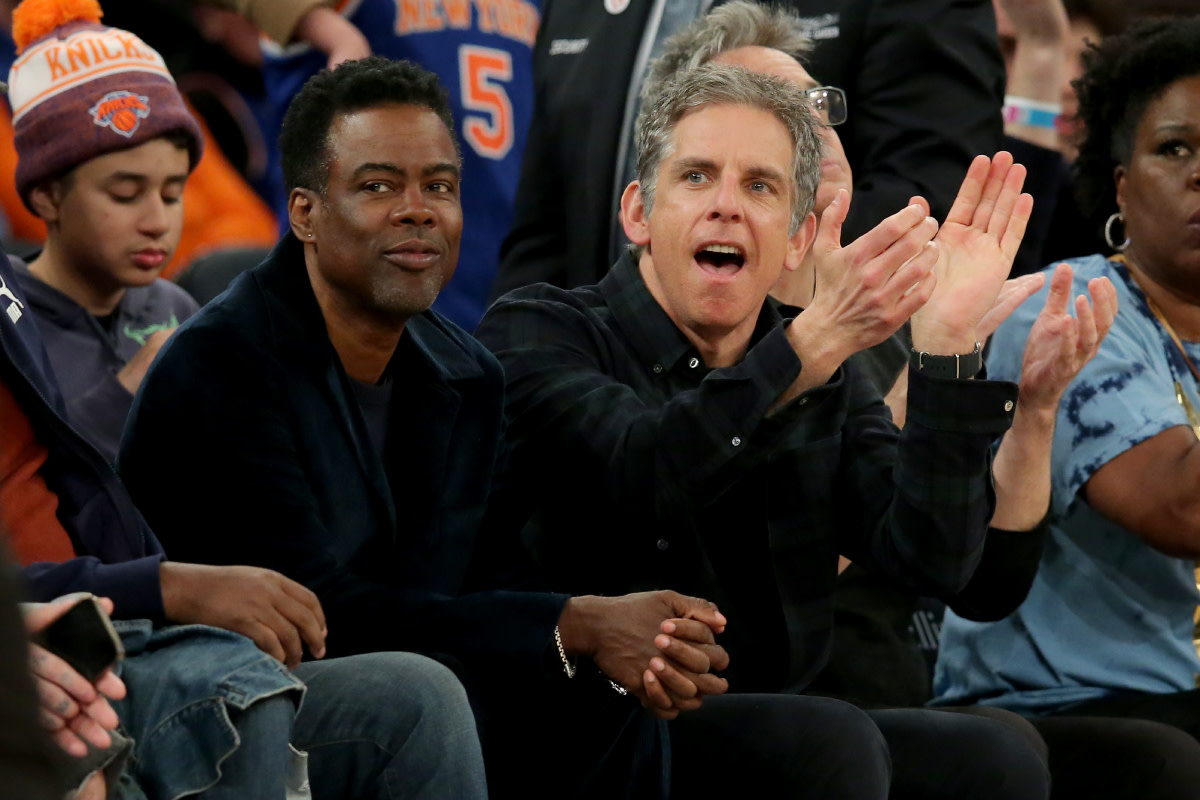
[{"xmin": 932, "ymin": 254, "xmax": 1200, "ymax": 715}]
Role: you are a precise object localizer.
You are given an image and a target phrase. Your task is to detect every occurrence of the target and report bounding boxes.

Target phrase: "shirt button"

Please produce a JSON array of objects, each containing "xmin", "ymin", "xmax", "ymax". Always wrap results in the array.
[
  {"xmin": 656, "ymin": 538, "xmax": 669, "ymax": 551},
  {"xmin": 688, "ymin": 357, "xmax": 700, "ymax": 368},
  {"xmin": 731, "ymin": 436, "xmax": 742, "ymax": 447},
  {"xmin": 1004, "ymin": 400, "xmax": 1014, "ymax": 412},
  {"xmin": 652, "ymin": 364, "xmax": 663, "ymax": 374}
]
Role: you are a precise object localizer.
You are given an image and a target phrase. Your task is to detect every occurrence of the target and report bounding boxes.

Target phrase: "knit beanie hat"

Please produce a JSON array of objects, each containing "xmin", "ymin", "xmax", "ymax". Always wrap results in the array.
[{"xmin": 7, "ymin": 0, "xmax": 203, "ymax": 208}]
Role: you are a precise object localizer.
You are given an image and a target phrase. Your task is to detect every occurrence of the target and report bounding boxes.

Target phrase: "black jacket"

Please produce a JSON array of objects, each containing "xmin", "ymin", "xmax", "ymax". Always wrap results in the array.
[
  {"xmin": 493, "ymin": 0, "xmax": 1005, "ymax": 297},
  {"xmin": 120, "ymin": 234, "xmax": 568, "ymax": 672},
  {"xmin": 479, "ymin": 255, "xmax": 1021, "ymax": 693}
]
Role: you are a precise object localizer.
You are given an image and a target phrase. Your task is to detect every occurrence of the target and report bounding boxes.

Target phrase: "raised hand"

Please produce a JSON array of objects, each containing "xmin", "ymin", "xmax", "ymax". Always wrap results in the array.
[
  {"xmin": 996, "ymin": 0, "xmax": 1070, "ymax": 46},
  {"xmin": 787, "ymin": 189, "xmax": 939, "ymax": 387},
  {"xmin": 911, "ymin": 152, "xmax": 1034, "ymax": 354},
  {"xmin": 293, "ymin": 6, "xmax": 372, "ymax": 69},
  {"xmin": 159, "ymin": 563, "xmax": 327, "ymax": 668},
  {"xmin": 1018, "ymin": 263, "xmax": 1117, "ymax": 412},
  {"xmin": 25, "ymin": 595, "xmax": 126, "ymax": 758},
  {"xmin": 556, "ymin": 591, "xmax": 730, "ymax": 720},
  {"xmin": 996, "ymin": 0, "xmax": 1071, "ymax": 150}
]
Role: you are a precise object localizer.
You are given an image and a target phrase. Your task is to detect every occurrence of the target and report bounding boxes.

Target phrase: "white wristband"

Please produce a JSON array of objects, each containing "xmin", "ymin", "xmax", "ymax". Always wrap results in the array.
[{"xmin": 1003, "ymin": 95, "xmax": 1062, "ymax": 130}]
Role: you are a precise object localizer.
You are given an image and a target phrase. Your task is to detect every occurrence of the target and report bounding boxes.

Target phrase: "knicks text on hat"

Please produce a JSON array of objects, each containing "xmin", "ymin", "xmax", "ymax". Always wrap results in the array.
[{"xmin": 8, "ymin": 28, "xmax": 172, "ymax": 124}]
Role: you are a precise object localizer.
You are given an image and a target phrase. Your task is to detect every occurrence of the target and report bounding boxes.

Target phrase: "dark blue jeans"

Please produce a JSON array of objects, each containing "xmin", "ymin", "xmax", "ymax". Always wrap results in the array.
[
  {"xmin": 110, "ymin": 622, "xmax": 304, "ymax": 799},
  {"xmin": 108, "ymin": 624, "xmax": 486, "ymax": 799},
  {"xmin": 293, "ymin": 652, "xmax": 488, "ymax": 800}
]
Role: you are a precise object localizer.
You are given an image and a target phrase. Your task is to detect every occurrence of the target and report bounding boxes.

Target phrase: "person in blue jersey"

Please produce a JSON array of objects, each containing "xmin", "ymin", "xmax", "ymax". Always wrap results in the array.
[
  {"xmin": 253, "ymin": 0, "xmax": 538, "ymax": 331},
  {"xmin": 934, "ymin": 16, "xmax": 1200, "ymax": 744}
]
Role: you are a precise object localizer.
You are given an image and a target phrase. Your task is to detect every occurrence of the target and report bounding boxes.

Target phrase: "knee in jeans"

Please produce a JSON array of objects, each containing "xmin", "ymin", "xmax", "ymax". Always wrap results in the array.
[
  {"xmin": 354, "ymin": 652, "xmax": 472, "ymax": 719},
  {"xmin": 234, "ymin": 693, "xmax": 298, "ymax": 741}
]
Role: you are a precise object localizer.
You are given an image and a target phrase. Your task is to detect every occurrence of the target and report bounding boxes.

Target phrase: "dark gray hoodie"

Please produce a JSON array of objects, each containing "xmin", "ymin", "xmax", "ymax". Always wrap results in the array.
[{"xmin": 13, "ymin": 260, "xmax": 197, "ymax": 463}]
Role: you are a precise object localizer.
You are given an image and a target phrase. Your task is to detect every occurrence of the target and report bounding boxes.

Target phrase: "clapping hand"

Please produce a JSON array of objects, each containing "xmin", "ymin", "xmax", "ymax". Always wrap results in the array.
[
  {"xmin": 910, "ymin": 152, "xmax": 1034, "ymax": 354},
  {"xmin": 1018, "ymin": 263, "xmax": 1117, "ymax": 411}
]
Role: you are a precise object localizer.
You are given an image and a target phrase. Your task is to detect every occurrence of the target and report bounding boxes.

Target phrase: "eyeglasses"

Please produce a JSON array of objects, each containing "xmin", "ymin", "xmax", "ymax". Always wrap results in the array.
[{"xmin": 805, "ymin": 86, "xmax": 847, "ymax": 126}]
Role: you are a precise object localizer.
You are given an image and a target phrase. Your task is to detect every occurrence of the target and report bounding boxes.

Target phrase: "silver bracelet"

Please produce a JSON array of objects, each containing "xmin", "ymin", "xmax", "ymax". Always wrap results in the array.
[
  {"xmin": 555, "ymin": 625, "xmax": 627, "ymax": 694},
  {"xmin": 553, "ymin": 625, "xmax": 576, "ymax": 678}
]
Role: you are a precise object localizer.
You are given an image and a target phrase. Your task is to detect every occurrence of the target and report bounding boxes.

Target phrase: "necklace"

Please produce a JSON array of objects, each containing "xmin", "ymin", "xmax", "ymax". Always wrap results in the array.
[{"xmin": 1120, "ymin": 256, "xmax": 1200, "ymax": 439}]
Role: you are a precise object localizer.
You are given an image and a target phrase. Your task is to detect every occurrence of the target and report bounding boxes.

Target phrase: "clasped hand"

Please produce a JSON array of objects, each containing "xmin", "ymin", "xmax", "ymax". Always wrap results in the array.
[{"xmin": 557, "ymin": 591, "xmax": 730, "ymax": 720}]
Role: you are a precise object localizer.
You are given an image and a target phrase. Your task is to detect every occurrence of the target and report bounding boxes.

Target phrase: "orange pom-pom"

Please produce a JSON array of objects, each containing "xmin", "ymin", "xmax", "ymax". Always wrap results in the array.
[{"xmin": 12, "ymin": 0, "xmax": 104, "ymax": 54}]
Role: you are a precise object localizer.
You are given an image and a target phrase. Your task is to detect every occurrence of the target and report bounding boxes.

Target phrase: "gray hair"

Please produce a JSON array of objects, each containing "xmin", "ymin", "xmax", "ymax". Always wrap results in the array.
[
  {"xmin": 635, "ymin": 63, "xmax": 822, "ymax": 235},
  {"xmin": 641, "ymin": 1, "xmax": 813, "ymax": 104}
]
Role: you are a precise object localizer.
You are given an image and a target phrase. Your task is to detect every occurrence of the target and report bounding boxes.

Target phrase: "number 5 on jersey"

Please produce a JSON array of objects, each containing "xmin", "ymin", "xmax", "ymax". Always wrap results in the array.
[{"xmin": 459, "ymin": 45, "xmax": 514, "ymax": 160}]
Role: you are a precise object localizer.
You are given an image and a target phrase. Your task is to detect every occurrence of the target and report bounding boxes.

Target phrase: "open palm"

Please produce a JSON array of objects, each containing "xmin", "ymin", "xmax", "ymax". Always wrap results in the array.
[
  {"xmin": 1019, "ymin": 263, "xmax": 1117, "ymax": 411},
  {"xmin": 911, "ymin": 153, "xmax": 1033, "ymax": 350}
]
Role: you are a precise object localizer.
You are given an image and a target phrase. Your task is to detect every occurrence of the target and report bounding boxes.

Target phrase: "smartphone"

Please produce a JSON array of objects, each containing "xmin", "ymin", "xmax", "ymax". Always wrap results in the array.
[{"xmin": 32, "ymin": 594, "xmax": 124, "ymax": 683}]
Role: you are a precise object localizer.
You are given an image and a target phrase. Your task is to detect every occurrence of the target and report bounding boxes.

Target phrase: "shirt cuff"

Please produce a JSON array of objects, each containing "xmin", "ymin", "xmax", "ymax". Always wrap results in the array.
[{"xmin": 905, "ymin": 363, "xmax": 1018, "ymax": 435}]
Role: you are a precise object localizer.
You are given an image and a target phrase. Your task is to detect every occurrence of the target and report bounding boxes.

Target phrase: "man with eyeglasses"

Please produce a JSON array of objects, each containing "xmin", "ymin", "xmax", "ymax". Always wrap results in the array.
[
  {"xmin": 478, "ymin": 49, "xmax": 1051, "ymax": 796},
  {"xmin": 491, "ymin": 0, "xmax": 1004, "ymax": 303},
  {"xmin": 633, "ymin": 2, "xmax": 908, "ymax": 399}
]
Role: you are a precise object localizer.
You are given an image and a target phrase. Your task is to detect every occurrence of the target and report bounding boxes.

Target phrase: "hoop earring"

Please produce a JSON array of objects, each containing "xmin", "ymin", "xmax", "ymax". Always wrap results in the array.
[{"xmin": 1104, "ymin": 211, "xmax": 1130, "ymax": 252}]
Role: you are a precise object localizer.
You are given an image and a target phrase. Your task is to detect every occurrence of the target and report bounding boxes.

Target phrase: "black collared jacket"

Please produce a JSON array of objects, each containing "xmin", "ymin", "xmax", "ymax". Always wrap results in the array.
[
  {"xmin": 119, "ymin": 234, "xmax": 569, "ymax": 672},
  {"xmin": 479, "ymin": 254, "xmax": 1020, "ymax": 693}
]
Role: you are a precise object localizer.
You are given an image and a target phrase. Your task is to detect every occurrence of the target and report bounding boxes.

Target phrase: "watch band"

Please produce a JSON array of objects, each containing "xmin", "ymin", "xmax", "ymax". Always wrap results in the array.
[{"xmin": 910, "ymin": 341, "xmax": 983, "ymax": 379}]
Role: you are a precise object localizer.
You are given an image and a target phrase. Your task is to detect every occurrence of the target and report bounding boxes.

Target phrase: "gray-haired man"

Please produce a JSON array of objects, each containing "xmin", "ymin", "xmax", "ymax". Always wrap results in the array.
[{"xmin": 480, "ymin": 63, "xmax": 1049, "ymax": 798}]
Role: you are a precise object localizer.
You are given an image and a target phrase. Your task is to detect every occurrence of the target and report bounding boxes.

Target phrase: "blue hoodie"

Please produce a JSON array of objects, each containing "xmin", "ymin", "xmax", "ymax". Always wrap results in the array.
[
  {"xmin": 13, "ymin": 263, "xmax": 197, "ymax": 464},
  {"xmin": 0, "ymin": 255, "xmax": 166, "ymax": 621}
]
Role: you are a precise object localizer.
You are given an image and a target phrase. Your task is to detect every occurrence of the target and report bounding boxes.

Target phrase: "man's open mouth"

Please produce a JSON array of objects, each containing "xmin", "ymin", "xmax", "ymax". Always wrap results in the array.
[{"xmin": 695, "ymin": 244, "xmax": 745, "ymax": 273}]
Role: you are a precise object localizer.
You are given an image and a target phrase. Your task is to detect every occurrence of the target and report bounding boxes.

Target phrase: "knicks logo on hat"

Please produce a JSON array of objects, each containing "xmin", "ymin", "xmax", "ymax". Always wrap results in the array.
[{"xmin": 89, "ymin": 90, "xmax": 150, "ymax": 137}]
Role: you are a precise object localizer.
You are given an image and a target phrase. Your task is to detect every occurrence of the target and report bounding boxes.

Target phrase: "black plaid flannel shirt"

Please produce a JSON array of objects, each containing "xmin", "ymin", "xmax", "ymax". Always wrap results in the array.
[{"xmin": 478, "ymin": 254, "xmax": 1018, "ymax": 692}]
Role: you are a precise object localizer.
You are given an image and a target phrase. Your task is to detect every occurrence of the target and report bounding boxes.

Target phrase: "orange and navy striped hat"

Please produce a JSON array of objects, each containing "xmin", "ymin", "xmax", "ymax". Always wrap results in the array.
[{"xmin": 7, "ymin": 0, "xmax": 202, "ymax": 208}]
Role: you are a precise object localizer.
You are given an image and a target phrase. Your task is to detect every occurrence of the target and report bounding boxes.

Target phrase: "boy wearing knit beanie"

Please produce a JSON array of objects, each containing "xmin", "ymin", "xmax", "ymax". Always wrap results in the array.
[
  {"xmin": 8, "ymin": 0, "xmax": 202, "ymax": 463},
  {"xmin": 0, "ymin": 3, "xmax": 492, "ymax": 799}
]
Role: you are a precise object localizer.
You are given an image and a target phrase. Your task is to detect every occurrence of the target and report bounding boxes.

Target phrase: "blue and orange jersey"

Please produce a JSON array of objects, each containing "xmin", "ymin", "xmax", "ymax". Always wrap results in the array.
[{"xmin": 260, "ymin": 0, "xmax": 539, "ymax": 331}]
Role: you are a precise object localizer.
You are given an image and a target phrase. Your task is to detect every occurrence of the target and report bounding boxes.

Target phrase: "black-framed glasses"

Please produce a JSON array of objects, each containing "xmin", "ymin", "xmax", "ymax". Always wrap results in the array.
[{"xmin": 805, "ymin": 86, "xmax": 847, "ymax": 126}]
